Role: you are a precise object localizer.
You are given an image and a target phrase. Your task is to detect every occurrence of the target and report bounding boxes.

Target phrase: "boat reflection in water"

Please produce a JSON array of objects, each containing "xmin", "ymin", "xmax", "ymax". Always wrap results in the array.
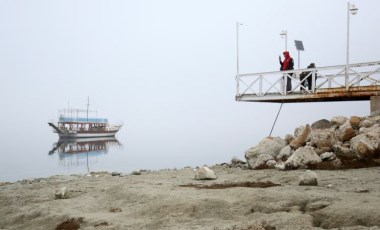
[{"xmin": 49, "ymin": 137, "xmax": 122, "ymax": 173}]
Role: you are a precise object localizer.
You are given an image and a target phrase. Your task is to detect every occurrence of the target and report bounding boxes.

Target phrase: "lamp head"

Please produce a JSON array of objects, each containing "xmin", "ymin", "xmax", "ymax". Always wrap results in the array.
[
  {"xmin": 280, "ymin": 30, "xmax": 287, "ymax": 38},
  {"xmin": 350, "ymin": 4, "xmax": 358, "ymax": 15}
]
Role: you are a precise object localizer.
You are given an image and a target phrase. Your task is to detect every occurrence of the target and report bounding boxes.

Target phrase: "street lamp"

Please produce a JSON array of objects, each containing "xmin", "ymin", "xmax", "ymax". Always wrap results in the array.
[
  {"xmin": 236, "ymin": 21, "xmax": 243, "ymax": 76},
  {"xmin": 346, "ymin": 2, "xmax": 358, "ymax": 89},
  {"xmin": 280, "ymin": 30, "xmax": 288, "ymax": 51}
]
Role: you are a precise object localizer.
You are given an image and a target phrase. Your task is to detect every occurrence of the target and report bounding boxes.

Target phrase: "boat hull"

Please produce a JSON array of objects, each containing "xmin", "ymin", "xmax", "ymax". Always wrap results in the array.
[{"xmin": 58, "ymin": 131, "xmax": 119, "ymax": 138}]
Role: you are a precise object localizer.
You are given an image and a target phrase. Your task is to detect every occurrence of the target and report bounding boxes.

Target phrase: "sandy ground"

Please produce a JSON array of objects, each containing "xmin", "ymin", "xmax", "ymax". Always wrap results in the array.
[{"xmin": 1, "ymin": 166, "xmax": 380, "ymax": 230}]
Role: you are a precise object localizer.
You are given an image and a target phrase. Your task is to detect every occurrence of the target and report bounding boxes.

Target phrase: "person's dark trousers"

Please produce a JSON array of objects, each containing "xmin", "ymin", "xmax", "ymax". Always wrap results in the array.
[
  {"xmin": 307, "ymin": 77, "xmax": 312, "ymax": 90},
  {"xmin": 285, "ymin": 73, "xmax": 292, "ymax": 92}
]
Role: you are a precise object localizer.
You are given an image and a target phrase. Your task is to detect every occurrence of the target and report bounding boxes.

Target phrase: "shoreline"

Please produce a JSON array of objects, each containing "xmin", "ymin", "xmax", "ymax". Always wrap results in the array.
[{"xmin": 1, "ymin": 165, "xmax": 380, "ymax": 229}]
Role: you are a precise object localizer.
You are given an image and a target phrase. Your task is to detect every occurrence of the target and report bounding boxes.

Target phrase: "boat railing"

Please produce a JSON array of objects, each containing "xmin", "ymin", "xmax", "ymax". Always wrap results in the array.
[
  {"xmin": 106, "ymin": 125, "xmax": 122, "ymax": 131},
  {"xmin": 59, "ymin": 117, "xmax": 108, "ymax": 123}
]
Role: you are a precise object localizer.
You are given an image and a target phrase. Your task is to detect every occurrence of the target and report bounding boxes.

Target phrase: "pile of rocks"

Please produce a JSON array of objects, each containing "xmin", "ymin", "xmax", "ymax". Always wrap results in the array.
[{"xmin": 243, "ymin": 115, "xmax": 380, "ymax": 170}]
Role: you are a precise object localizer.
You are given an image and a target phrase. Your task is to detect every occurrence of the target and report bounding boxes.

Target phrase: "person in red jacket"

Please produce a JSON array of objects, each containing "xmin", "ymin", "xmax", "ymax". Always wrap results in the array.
[{"xmin": 279, "ymin": 51, "xmax": 294, "ymax": 92}]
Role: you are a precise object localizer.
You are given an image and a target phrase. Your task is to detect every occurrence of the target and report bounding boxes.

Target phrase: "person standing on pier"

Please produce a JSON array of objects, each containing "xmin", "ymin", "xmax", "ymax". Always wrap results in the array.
[
  {"xmin": 300, "ymin": 63, "xmax": 317, "ymax": 91},
  {"xmin": 279, "ymin": 51, "xmax": 294, "ymax": 92}
]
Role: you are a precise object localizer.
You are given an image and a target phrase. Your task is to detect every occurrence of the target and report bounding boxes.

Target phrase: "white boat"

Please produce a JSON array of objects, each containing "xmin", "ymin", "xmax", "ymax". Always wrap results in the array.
[{"xmin": 48, "ymin": 100, "xmax": 122, "ymax": 138}]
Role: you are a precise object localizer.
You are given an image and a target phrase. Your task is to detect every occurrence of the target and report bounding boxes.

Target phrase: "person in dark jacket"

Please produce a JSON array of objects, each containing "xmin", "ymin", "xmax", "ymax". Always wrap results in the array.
[
  {"xmin": 300, "ymin": 63, "xmax": 316, "ymax": 91},
  {"xmin": 279, "ymin": 51, "xmax": 294, "ymax": 92}
]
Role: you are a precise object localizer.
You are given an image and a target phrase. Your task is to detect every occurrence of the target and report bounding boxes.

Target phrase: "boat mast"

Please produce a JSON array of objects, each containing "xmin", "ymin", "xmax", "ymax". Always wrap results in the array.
[{"xmin": 87, "ymin": 96, "xmax": 90, "ymax": 122}]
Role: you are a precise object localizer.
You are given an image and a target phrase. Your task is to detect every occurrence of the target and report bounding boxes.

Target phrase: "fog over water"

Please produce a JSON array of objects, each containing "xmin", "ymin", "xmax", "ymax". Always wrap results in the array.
[{"xmin": 1, "ymin": 0, "xmax": 379, "ymax": 182}]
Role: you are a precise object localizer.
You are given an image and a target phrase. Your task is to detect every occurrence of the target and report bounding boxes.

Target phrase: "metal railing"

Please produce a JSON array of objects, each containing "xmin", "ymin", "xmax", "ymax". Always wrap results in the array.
[{"xmin": 236, "ymin": 61, "xmax": 380, "ymax": 97}]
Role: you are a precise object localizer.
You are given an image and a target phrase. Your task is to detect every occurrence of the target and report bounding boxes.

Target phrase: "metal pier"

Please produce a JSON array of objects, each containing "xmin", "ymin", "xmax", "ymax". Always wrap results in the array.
[{"xmin": 235, "ymin": 61, "xmax": 380, "ymax": 103}]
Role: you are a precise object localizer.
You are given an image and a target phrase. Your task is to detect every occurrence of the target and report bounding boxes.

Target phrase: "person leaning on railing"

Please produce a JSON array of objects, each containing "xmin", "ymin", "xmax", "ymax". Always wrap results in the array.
[
  {"xmin": 279, "ymin": 51, "xmax": 294, "ymax": 92},
  {"xmin": 300, "ymin": 63, "xmax": 317, "ymax": 91}
]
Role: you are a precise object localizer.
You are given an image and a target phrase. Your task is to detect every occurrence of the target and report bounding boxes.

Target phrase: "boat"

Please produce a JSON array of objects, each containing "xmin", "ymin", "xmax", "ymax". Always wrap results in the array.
[{"xmin": 48, "ymin": 99, "xmax": 122, "ymax": 138}]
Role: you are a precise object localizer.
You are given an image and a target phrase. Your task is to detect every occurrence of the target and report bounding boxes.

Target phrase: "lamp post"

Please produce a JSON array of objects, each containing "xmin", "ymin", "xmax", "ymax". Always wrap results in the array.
[
  {"xmin": 236, "ymin": 21, "xmax": 243, "ymax": 96},
  {"xmin": 346, "ymin": 3, "xmax": 358, "ymax": 90},
  {"xmin": 280, "ymin": 30, "xmax": 287, "ymax": 51},
  {"xmin": 236, "ymin": 22, "xmax": 243, "ymax": 76}
]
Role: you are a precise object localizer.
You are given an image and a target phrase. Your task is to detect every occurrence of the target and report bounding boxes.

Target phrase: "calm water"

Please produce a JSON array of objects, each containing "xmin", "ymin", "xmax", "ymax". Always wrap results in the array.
[
  {"xmin": 2, "ymin": 101, "xmax": 365, "ymax": 183},
  {"xmin": 1, "ymin": 123, "xmax": 248, "ymax": 183}
]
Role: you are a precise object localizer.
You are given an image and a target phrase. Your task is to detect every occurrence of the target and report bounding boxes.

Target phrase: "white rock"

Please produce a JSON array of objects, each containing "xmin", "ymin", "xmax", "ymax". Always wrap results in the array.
[
  {"xmin": 285, "ymin": 146, "xmax": 322, "ymax": 169},
  {"xmin": 266, "ymin": 160, "xmax": 277, "ymax": 167},
  {"xmin": 277, "ymin": 145, "xmax": 293, "ymax": 161},
  {"xmin": 55, "ymin": 187, "xmax": 69, "ymax": 199},
  {"xmin": 194, "ymin": 166, "xmax": 217, "ymax": 180},
  {"xmin": 253, "ymin": 154, "xmax": 274, "ymax": 169},
  {"xmin": 299, "ymin": 170, "xmax": 318, "ymax": 186},
  {"xmin": 245, "ymin": 137, "xmax": 286, "ymax": 168},
  {"xmin": 331, "ymin": 116, "xmax": 348, "ymax": 128},
  {"xmin": 275, "ymin": 162, "xmax": 286, "ymax": 170},
  {"xmin": 320, "ymin": 152, "xmax": 336, "ymax": 161}
]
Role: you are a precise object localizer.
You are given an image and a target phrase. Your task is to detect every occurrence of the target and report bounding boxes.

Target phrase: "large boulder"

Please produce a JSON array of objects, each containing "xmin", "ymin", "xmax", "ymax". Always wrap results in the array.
[
  {"xmin": 285, "ymin": 146, "xmax": 322, "ymax": 169},
  {"xmin": 359, "ymin": 115, "xmax": 380, "ymax": 128},
  {"xmin": 276, "ymin": 145, "xmax": 293, "ymax": 161},
  {"xmin": 337, "ymin": 121, "xmax": 356, "ymax": 142},
  {"xmin": 245, "ymin": 137, "xmax": 286, "ymax": 168},
  {"xmin": 284, "ymin": 134, "xmax": 294, "ymax": 145},
  {"xmin": 351, "ymin": 123, "xmax": 380, "ymax": 159},
  {"xmin": 294, "ymin": 125, "xmax": 305, "ymax": 137},
  {"xmin": 309, "ymin": 129, "xmax": 338, "ymax": 152},
  {"xmin": 311, "ymin": 119, "xmax": 331, "ymax": 130},
  {"xmin": 358, "ymin": 123, "xmax": 380, "ymax": 135},
  {"xmin": 289, "ymin": 124, "xmax": 311, "ymax": 150},
  {"xmin": 332, "ymin": 144, "xmax": 355, "ymax": 159},
  {"xmin": 331, "ymin": 116, "xmax": 348, "ymax": 128},
  {"xmin": 350, "ymin": 133, "xmax": 379, "ymax": 160},
  {"xmin": 349, "ymin": 116, "xmax": 361, "ymax": 129}
]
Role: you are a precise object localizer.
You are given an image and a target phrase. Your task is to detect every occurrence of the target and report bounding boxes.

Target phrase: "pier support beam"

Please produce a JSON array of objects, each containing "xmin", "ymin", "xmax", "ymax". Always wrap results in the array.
[{"xmin": 370, "ymin": 96, "xmax": 380, "ymax": 116}]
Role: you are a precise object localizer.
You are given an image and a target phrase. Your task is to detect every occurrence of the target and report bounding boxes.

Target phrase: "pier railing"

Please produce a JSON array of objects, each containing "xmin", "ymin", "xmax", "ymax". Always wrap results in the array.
[{"xmin": 236, "ymin": 61, "xmax": 380, "ymax": 99}]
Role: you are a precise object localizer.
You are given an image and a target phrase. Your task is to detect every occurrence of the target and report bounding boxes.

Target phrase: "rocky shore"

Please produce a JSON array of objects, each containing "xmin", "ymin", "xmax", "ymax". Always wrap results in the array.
[
  {"xmin": 1, "ymin": 115, "xmax": 380, "ymax": 230},
  {"xmin": 243, "ymin": 115, "xmax": 380, "ymax": 171}
]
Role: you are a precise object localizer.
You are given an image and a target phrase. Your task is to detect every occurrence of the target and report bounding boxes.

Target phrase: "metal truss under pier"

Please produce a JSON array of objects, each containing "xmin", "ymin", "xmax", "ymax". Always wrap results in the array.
[{"xmin": 235, "ymin": 61, "xmax": 380, "ymax": 103}]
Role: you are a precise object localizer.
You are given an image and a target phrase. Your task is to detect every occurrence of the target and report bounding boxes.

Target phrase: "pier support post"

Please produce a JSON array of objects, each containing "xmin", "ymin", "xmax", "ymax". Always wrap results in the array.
[{"xmin": 370, "ymin": 96, "xmax": 380, "ymax": 116}]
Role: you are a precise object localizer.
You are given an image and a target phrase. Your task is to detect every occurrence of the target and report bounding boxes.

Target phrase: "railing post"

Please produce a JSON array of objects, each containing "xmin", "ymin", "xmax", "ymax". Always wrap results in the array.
[
  {"xmin": 356, "ymin": 74, "xmax": 361, "ymax": 86},
  {"xmin": 259, "ymin": 75, "xmax": 263, "ymax": 96},
  {"xmin": 236, "ymin": 74, "xmax": 240, "ymax": 96}
]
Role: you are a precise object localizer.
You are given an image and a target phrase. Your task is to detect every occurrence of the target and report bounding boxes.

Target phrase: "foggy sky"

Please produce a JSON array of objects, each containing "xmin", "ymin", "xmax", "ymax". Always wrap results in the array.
[{"xmin": 0, "ymin": 0, "xmax": 379, "ymax": 167}]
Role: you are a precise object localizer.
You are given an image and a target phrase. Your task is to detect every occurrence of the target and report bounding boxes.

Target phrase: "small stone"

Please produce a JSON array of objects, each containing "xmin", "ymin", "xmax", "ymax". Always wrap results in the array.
[
  {"xmin": 355, "ymin": 188, "xmax": 369, "ymax": 193},
  {"xmin": 194, "ymin": 166, "xmax": 217, "ymax": 180},
  {"xmin": 320, "ymin": 152, "xmax": 336, "ymax": 161},
  {"xmin": 299, "ymin": 170, "xmax": 318, "ymax": 186},
  {"xmin": 275, "ymin": 162, "xmax": 286, "ymax": 170},
  {"xmin": 266, "ymin": 160, "xmax": 277, "ymax": 167},
  {"xmin": 326, "ymin": 184, "xmax": 334, "ymax": 188},
  {"xmin": 111, "ymin": 172, "xmax": 121, "ymax": 176},
  {"xmin": 55, "ymin": 187, "xmax": 69, "ymax": 199}
]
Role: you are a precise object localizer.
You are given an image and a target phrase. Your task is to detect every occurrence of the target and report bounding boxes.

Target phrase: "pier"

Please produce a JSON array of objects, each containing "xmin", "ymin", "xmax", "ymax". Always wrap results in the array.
[{"xmin": 235, "ymin": 61, "xmax": 380, "ymax": 113}]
